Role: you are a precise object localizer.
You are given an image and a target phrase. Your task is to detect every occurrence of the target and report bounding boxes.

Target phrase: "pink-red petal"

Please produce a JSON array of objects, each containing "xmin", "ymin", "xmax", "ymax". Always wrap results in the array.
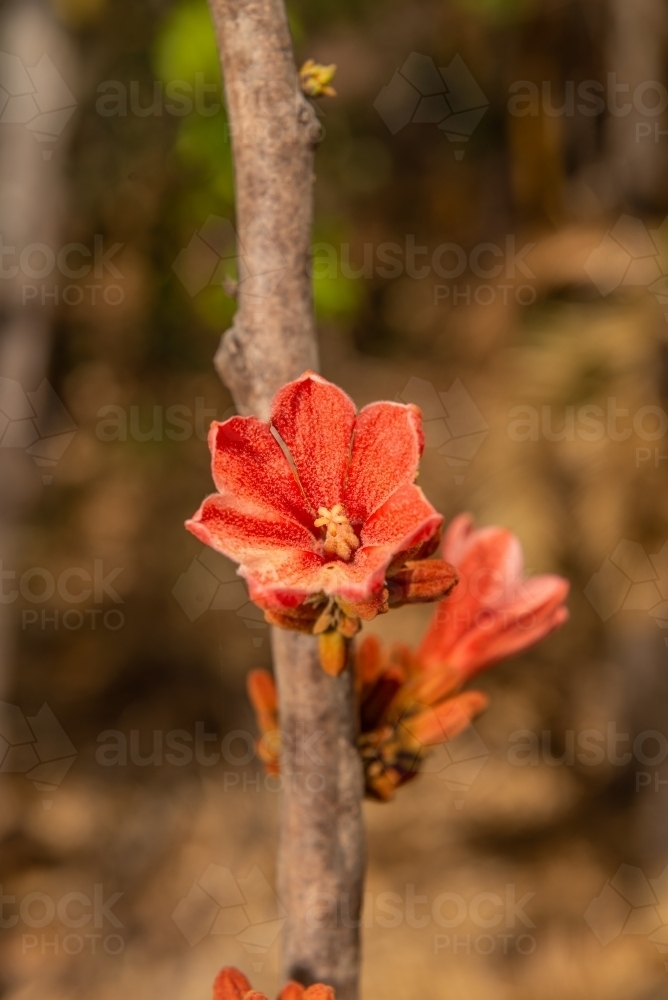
[
  {"xmin": 186, "ymin": 494, "xmax": 317, "ymax": 560},
  {"xmin": 345, "ymin": 402, "xmax": 424, "ymax": 523},
  {"xmin": 447, "ymin": 604, "xmax": 569, "ymax": 679},
  {"xmin": 361, "ymin": 482, "xmax": 442, "ymax": 552},
  {"xmin": 441, "ymin": 512, "xmax": 475, "ymax": 565},
  {"xmin": 270, "ymin": 372, "xmax": 356, "ymax": 513},
  {"xmin": 209, "ymin": 417, "xmax": 312, "ymax": 528}
]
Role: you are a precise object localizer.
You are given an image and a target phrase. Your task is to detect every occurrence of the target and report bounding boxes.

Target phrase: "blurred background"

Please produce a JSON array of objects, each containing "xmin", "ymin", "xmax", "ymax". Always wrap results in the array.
[{"xmin": 1, "ymin": 0, "xmax": 668, "ymax": 996}]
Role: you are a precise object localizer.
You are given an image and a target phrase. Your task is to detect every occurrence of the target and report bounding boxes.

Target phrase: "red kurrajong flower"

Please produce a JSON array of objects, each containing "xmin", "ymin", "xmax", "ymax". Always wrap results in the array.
[
  {"xmin": 418, "ymin": 513, "xmax": 569, "ymax": 682},
  {"xmin": 186, "ymin": 372, "xmax": 445, "ymax": 641},
  {"xmin": 247, "ymin": 513, "xmax": 569, "ymax": 800},
  {"xmin": 213, "ymin": 966, "xmax": 334, "ymax": 1000}
]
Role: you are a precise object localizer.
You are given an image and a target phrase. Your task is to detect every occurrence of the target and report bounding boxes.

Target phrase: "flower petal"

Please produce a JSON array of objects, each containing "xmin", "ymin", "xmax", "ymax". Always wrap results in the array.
[
  {"xmin": 271, "ymin": 371, "xmax": 356, "ymax": 513},
  {"xmin": 441, "ymin": 512, "xmax": 475, "ymax": 565},
  {"xmin": 186, "ymin": 495, "xmax": 324, "ymax": 609},
  {"xmin": 247, "ymin": 670, "xmax": 277, "ymax": 734},
  {"xmin": 361, "ymin": 483, "xmax": 442, "ymax": 552},
  {"xmin": 209, "ymin": 417, "xmax": 312, "ymax": 528},
  {"xmin": 345, "ymin": 401, "xmax": 424, "ymax": 522},
  {"xmin": 278, "ymin": 985, "xmax": 305, "ymax": 1000},
  {"xmin": 453, "ymin": 526, "xmax": 524, "ymax": 597},
  {"xmin": 400, "ymin": 690, "xmax": 489, "ymax": 748},
  {"xmin": 186, "ymin": 494, "xmax": 317, "ymax": 559},
  {"xmin": 418, "ymin": 525, "xmax": 524, "ymax": 667},
  {"xmin": 213, "ymin": 968, "xmax": 252, "ymax": 1000},
  {"xmin": 447, "ymin": 601, "xmax": 569, "ymax": 679}
]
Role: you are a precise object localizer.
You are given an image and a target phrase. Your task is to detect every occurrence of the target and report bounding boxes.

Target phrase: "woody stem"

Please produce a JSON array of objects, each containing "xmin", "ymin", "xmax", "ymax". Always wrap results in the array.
[{"xmin": 206, "ymin": 1, "xmax": 365, "ymax": 996}]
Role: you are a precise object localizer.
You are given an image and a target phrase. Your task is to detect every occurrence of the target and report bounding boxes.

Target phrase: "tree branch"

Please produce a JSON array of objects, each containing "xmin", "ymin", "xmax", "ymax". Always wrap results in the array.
[
  {"xmin": 208, "ymin": 0, "xmax": 319, "ymax": 420},
  {"xmin": 206, "ymin": 1, "xmax": 364, "ymax": 995}
]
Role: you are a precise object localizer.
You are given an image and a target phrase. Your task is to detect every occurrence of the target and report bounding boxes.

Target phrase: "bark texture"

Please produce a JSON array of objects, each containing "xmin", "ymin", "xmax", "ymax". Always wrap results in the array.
[
  {"xmin": 208, "ymin": 0, "xmax": 319, "ymax": 420},
  {"xmin": 206, "ymin": 1, "xmax": 364, "ymax": 996},
  {"xmin": 272, "ymin": 629, "xmax": 364, "ymax": 998}
]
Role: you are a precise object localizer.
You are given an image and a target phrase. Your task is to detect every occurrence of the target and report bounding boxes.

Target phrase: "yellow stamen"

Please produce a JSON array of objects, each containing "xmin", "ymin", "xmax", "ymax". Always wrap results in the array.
[{"xmin": 314, "ymin": 504, "xmax": 359, "ymax": 561}]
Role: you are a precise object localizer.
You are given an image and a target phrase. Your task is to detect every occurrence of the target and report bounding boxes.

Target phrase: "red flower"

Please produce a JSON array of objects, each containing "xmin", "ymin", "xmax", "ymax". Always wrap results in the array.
[
  {"xmin": 418, "ymin": 513, "xmax": 569, "ymax": 682},
  {"xmin": 247, "ymin": 513, "xmax": 569, "ymax": 800},
  {"xmin": 213, "ymin": 967, "xmax": 334, "ymax": 1000},
  {"xmin": 186, "ymin": 372, "xmax": 451, "ymax": 672}
]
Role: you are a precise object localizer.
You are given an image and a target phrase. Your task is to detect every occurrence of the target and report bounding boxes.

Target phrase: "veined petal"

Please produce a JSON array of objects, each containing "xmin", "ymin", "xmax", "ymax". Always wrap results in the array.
[
  {"xmin": 345, "ymin": 401, "xmax": 424, "ymax": 522},
  {"xmin": 209, "ymin": 417, "xmax": 312, "ymax": 528},
  {"xmin": 186, "ymin": 494, "xmax": 317, "ymax": 559},
  {"xmin": 186, "ymin": 495, "xmax": 324, "ymax": 609},
  {"xmin": 361, "ymin": 483, "xmax": 442, "ymax": 551},
  {"xmin": 448, "ymin": 605, "xmax": 569, "ymax": 679},
  {"xmin": 271, "ymin": 371, "xmax": 356, "ymax": 513}
]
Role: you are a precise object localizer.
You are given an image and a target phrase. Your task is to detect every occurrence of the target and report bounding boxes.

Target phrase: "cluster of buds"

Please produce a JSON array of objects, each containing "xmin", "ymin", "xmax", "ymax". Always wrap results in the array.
[
  {"xmin": 214, "ymin": 967, "xmax": 333, "ymax": 1000},
  {"xmin": 299, "ymin": 60, "xmax": 337, "ymax": 97},
  {"xmin": 248, "ymin": 513, "xmax": 570, "ymax": 800},
  {"xmin": 248, "ymin": 634, "xmax": 486, "ymax": 800}
]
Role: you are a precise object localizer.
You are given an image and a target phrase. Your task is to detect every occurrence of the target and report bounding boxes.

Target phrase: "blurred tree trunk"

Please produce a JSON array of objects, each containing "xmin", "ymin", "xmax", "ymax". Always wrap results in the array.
[
  {"xmin": 0, "ymin": 0, "xmax": 75, "ymax": 700},
  {"xmin": 604, "ymin": 0, "xmax": 668, "ymax": 210}
]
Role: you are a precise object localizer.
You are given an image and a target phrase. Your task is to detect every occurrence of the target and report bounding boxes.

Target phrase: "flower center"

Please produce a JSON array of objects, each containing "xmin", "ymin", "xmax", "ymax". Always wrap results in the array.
[{"xmin": 314, "ymin": 504, "xmax": 360, "ymax": 561}]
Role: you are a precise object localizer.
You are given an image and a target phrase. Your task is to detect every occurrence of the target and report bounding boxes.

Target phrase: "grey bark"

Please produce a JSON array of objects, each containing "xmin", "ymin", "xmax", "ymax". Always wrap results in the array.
[
  {"xmin": 208, "ymin": 0, "xmax": 319, "ymax": 421},
  {"xmin": 272, "ymin": 629, "xmax": 364, "ymax": 997},
  {"xmin": 206, "ymin": 1, "xmax": 364, "ymax": 995}
]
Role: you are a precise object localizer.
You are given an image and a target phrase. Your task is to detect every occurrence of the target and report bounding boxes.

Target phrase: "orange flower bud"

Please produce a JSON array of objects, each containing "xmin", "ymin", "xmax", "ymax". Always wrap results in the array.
[
  {"xmin": 388, "ymin": 559, "xmax": 458, "ymax": 606},
  {"xmin": 246, "ymin": 670, "xmax": 277, "ymax": 734},
  {"xmin": 399, "ymin": 690, "xmax": 489, "ymax": 750},
  {"xmin": 318, "ymin": 630, "xmax": 348, "ymax": 676}
]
